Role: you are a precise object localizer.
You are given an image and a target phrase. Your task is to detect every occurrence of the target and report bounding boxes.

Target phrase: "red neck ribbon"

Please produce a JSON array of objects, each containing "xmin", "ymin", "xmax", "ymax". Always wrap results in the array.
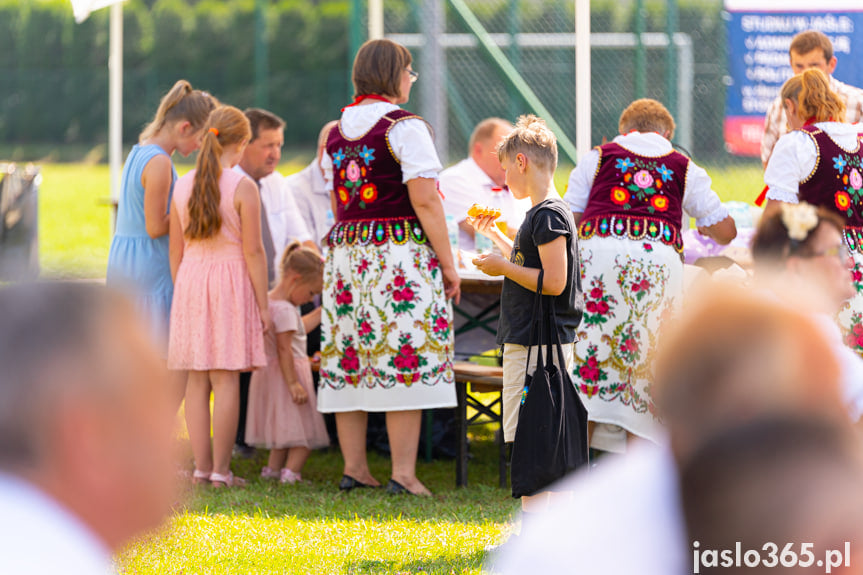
[
  {"xmin": 803, "ymin": 116, "xmax": 835, "ymax": 127},
  {"xmin": 341, "ymin": 94, "xmax": 392, "ymax": 111}
]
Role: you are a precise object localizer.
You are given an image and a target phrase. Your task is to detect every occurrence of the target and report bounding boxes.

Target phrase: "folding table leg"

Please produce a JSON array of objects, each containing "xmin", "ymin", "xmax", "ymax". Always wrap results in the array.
[
  {"xmin": 498, "ymin": 423, "xmax": 508, "ymax": 488},
  {"xmin": 455, "ymin": 380, "xmax": 468, "ymax": 487}
]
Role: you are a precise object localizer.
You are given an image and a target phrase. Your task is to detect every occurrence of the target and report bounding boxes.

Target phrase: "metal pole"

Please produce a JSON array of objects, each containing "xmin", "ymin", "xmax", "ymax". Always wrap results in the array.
[
  {"xmin": 254, "ymin": 0, "xmax": 269, "ymax": 109},
  {"xmin": 665, "ymin": 0, "xmax": 678, "ymax": 116},
  {"xmin": 421, "ymin": 0, "xmax": 448, "ymax": 164},
  {"xmin": 575, "ymin": 0, "xmax": 591, "ymax": 160},
  {"xmin": 508, "ymin": 0, "xmax": 520, "ymax": 121},
  {"xmin": 369, "ymin": 0, "xmax": 384, "ymax": 40},
  {"xmin": 676, "ymin": 34, "xmax": 693, "ymax": 154},
  {"xmin": 109, "ymin": 2, "xmax": 123, "ymax": 232},
  {"xmin": 635, "ymin": 0, "xmax": 646, "ymax": 99},
  {"xmin": 348, "ymin": 0, "xmax": 364, "ymax": 99}
]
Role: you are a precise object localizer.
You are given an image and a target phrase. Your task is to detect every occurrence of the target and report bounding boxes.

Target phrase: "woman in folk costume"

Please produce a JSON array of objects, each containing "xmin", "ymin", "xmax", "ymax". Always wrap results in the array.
[
  {"xmin": 763, "ymin": 68, "xmax": 863, "ymax": 357},
  {"xmin": 564, "ymin": 99, "xmax": 736, "ymax": 451},
  {"xmin": 317, "ymin": 39, "xmax": 460, "ymax": 496}
]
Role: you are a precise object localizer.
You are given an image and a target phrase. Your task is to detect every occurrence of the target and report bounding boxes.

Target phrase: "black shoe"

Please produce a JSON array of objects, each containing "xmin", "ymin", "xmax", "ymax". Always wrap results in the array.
[
  {"xmin": 385, "ymin": 478, "xmax": 410, "ymax": 495},
  {"xmin": 232, "ymin": 444, "xmax": 256, "ymax": 459},
  {"xmin": 339, "ymin": 474, "xmax": 375, "ymax": 491}
]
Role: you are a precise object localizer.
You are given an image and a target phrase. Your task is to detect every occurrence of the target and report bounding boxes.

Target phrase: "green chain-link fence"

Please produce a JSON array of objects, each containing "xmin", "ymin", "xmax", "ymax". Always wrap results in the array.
[{"xmin": 371, "ymin": 0, "xmax": 762, "ymax": 202}]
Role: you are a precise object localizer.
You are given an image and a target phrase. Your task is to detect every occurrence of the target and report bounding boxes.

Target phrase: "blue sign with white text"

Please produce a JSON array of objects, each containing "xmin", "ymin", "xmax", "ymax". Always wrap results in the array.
[{"xmin": 725, "ymin": 11, "xmax": 863, "ymax": 156}]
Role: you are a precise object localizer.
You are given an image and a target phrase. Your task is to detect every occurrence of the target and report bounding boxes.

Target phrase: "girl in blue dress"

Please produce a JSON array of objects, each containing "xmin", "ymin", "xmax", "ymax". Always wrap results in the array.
[{"xmin": 107, "ymin": 80, "xmax": 216, "ymax": 404}]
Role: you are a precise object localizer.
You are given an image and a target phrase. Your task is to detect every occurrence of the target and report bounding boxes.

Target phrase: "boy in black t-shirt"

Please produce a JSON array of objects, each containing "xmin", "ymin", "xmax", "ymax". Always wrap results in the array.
[{"xmin": 470, "ymin": 114, "xmax": 582, "ymax": 517}]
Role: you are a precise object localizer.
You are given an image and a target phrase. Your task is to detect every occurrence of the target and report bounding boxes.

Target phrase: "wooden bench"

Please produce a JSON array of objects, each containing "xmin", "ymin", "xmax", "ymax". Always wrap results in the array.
[{"xmin": 453, "ymin": 361, "xmax": 506, "ymax": 488}]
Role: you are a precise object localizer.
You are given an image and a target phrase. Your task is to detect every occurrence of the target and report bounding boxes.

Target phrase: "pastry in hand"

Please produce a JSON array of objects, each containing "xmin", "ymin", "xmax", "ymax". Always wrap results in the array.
[{"xmin": 467, "ymin": 203, "xmax": 501, "ymax": 219}]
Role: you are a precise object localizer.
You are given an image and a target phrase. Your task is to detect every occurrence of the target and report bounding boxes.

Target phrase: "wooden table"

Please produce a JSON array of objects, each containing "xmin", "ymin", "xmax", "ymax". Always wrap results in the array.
[{"xmin": 453, "ymin": 361, "xmax": 506, "ymax": 488}]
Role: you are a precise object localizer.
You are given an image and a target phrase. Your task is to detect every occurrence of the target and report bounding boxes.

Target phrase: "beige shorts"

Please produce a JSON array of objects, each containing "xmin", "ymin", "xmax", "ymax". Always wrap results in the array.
[{"xmin": 501, "ymin": 342, "xmax": 575, "ymax": 443}]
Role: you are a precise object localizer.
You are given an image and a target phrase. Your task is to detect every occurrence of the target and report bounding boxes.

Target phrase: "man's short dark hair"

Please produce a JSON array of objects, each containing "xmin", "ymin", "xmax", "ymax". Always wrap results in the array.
[
  {"xmin": 244, "ymin": 108, "xmax": 285, "ymax": 142},
  {"xmin": 789, "ymin": 30, "xmax": 834, "ymax": 61}
]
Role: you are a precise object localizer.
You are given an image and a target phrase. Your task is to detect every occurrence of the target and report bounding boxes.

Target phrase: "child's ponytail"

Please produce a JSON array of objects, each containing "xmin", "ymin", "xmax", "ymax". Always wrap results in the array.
[
  {"xmin": 186, "ymin": 106, "xmax": 251, "ymax": 240},
  {"xmin": 781, "ymin": 69, "xmax": 846, "ymax": 125},
  {"xmin": 140, "ymin": 79, "xmax": 218, "ymax": 142},
  {"xmin": 278, "ymin": 241, "xmax": 324, "ymax": 283}
]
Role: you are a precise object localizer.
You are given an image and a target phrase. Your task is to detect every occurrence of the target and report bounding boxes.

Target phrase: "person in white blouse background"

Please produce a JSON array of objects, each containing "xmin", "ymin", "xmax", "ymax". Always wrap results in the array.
[
  {"xmin": 0, "ymin": 283, "xmax": 176, "ymax": 574},
  {"xmin": 564, "ymin": 99, "xmax": 736, "ymax": 454},
  {"xmin": 760, "ymin": 30, "xmax": 863, "ymax": 168},
  {"xmin": 287, "ymin": 120, "xmax": 340, "ymax": 250},
  {"xmin": 317, "ymin": 38, "xmax": 459, "ymax": 496}
]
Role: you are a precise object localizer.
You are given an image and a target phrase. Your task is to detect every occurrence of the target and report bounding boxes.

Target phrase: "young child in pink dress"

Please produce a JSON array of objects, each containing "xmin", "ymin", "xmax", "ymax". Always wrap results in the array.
[
  {"xmin": 246, "ymin": 242, "xmax": 329, "ymax": 484},
  {"xmin": 168, "ymin": 105, "xmax": 271, "ymax": 488}
]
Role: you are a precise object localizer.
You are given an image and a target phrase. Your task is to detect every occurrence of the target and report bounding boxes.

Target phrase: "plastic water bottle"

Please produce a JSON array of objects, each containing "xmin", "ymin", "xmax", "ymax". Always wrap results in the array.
[
  {"xmin": 445, "ymin": 214, "xmax": 460, "ymax": 262},
  {"xmin": 475, "ymin": 229, "xmax": 494, "ymax": 253}
]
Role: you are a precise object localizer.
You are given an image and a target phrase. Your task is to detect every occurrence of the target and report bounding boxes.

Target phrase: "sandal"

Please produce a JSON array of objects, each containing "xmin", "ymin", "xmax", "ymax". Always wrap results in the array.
[
  {"xmin": 260, "ymin": 466, "xmax": 280, "ymax": 480},
  {"xmin": 280, "ymin": 468, "xmax": 302, "ymax": 484},
  {"xmin": 209, "ymin": 472, "xmax": 247, "ymax": 488},
  {"xmin": 192, "ymin": 469, "xmax": 211, "ymax": 486}
]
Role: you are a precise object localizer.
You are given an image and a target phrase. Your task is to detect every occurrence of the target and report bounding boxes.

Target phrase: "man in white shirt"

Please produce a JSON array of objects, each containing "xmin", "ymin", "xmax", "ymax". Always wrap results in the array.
[
  {"xmin": 760, "ymin": 30, "xmax": 863, "ymax": 167},
  {"xmin": 0, "ymin": 282, "xmax": 176, "ymax": 574},
  {"xmin": 235, "ymin": 109, "xmax": 317, "ymax": 284},
  {"xmin": 286, "ymin": 120, "xmax": 339, "ymax": 250},
  {"xmin": 439, "ymin": 118, "xmax": 528, "ymax": 250}
]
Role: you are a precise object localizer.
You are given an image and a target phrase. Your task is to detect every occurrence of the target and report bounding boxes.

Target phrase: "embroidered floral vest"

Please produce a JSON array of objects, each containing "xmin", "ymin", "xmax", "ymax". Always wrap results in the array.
[
  {"xmin": 578, "ymin": 143, "xmax": 689, "ymax": 253},
  {"xmin": 798, "ymin": 125, "xmax": 863, "ymax": 230},
  {"xmin": 325, "ymin": 110, "xmax": 430, "ymax": 248}
]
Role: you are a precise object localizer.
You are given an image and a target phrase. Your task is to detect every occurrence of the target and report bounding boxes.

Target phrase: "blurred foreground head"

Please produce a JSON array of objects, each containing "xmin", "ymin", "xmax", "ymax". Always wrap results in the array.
[
  {"xmin": 681, "ymin": 416, "xmax": 863, "ymax": 575},
  {"xmin": 0, "ymin": 282, "xmax": 176, "ymax": 550},
  {"xmin": 654, "ymin": 284, "xmax": 847, "ymax": 463}
]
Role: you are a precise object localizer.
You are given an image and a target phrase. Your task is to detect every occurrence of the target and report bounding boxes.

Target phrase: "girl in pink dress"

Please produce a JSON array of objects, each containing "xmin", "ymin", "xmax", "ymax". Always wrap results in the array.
[
  {"xmin": 168, "ymin": 105, "xmax": 270, "ymax": 487},
  {"xmin": 246, "ymin": 242, "xmax": 330, "ymax": 484}
]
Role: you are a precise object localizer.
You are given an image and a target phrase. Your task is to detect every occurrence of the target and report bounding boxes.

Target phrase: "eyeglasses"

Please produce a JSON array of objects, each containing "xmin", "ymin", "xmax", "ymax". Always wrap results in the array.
[
  {"xmin": 407, "ymin": 69, "xmax": 418, "ymax": 83},
  {"xmin": 801, "ymin": 244, "xmax": 850, "ymax": 262}
]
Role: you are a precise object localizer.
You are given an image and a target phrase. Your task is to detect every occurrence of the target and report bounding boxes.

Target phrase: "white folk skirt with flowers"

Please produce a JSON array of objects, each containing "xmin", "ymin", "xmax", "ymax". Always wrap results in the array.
[
  {"xmin": 571, "ymin": 229, "xmax": 684, "ymax": 444},
  {"xmin": 317, "ymin": 219, "xmax": 456, "ymax": 412}
]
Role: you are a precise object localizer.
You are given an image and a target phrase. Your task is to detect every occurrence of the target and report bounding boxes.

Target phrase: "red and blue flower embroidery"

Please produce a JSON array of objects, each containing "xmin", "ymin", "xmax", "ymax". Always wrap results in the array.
[
  {"xmin": 333, "ymin": 144, "xmax": 379, "ymax": 209},
  {"xmin": 612, "ymin": 156, "xmax": 673, "ymax": 214}
]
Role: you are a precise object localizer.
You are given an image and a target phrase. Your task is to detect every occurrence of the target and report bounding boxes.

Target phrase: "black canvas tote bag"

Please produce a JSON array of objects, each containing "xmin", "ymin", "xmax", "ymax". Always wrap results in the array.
[{"xmin": 510, "ymin": 271, "xmax": 589, "ymax": 498}]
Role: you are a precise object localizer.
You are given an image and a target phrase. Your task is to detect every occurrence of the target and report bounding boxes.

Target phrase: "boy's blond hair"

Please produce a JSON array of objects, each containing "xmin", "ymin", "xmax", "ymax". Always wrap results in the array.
[
  {"xmin": 618, "ymin": 99, "xmax": 676, "ymax": 138},
  {"xmin": 496, "ymin": 114, "xmax": 558, "ymax": 173}
]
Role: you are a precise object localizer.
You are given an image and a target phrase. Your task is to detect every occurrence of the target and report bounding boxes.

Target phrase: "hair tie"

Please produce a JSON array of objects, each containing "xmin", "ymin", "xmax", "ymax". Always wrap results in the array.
[{"xmin": 209, "ymin": 127, "xmax": 219, "ymax": 137}]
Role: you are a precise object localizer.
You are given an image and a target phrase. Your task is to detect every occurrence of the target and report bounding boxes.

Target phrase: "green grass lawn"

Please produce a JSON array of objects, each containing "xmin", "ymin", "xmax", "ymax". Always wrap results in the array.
[{"xmin": 117, "ymin": 430, "xmax": 518, "ymax": 574}]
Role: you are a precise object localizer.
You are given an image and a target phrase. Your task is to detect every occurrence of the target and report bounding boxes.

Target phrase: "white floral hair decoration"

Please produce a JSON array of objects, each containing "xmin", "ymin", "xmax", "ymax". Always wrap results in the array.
[{"xmin": 780, "ymin": 202, "xmax": 819, "ymax": 243}]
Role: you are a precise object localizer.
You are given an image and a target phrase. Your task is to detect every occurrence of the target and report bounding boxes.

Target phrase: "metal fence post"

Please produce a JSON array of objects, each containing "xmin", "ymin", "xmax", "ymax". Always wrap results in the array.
[
  {"xmin": 421, "ymin": 0, "xmax": 448, "ymax": 164},
  {"xmin": 254, "ymin": 0, "xmax": 269, "ymax": 109},
  {"xmin": 348, "ymin": 0, "xmax": 365, "ymax": 101},
  {"xmin": 635, "ymin": 0, "xmax": 646, "ymax": 99},
  {"xmin": 666, "ymin": 0, "xmax": 678, "ymax": 117}
]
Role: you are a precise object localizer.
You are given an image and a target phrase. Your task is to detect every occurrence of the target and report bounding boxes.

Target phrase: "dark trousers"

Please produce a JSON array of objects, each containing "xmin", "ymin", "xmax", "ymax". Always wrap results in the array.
[{"xmin": 236, "ymin": 371, "xmax": 252, "ymax": 446}]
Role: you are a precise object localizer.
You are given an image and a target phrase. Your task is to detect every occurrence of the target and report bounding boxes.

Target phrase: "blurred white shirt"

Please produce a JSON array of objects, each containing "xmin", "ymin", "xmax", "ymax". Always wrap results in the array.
[
  {"xmin": 0, "ymin": 473, "xmax": 114, "ymax": 574},
  {"xmin": 495, "ymin": 441, "xmax": 688, "ymax": 575},
  {"xmin": 286, "ymin": 159, "xmax": 331, "ymax": 249}
]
